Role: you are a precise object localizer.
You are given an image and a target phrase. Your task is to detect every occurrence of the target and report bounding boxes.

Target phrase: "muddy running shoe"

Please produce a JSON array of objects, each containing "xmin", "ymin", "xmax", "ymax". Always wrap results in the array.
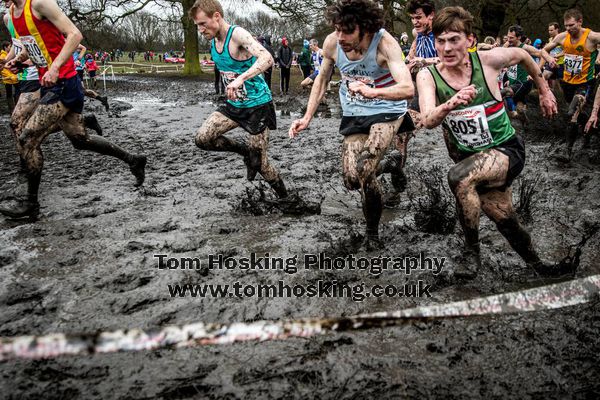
[
  {"xmin": 454, "ymin": 246, "xmax": 481, "ymax": 280},
  {"xmin": 531, "ymin": 261, "xmax": 577, "ymax": 278},
  {"xmin": 243, "ymin": 149, "xmax": 261, "ymax": 181},
  {"xmin": 84, "ymin": 114, "xmax": 103, "ymax": 136},
  {"xmin": 269, "ymin": 179, "xmax": 288, "ymax": 199},
  {"xmin": 98, "ymin": 96, "xmax": 110, "ymax": 112},
  {"xmin": 276, "ymin": 193, "xmax": 321, "ymax": 215},
  {"xmin": 0, "ymin": 197, "xmax": 39, "ymax": 220},
  {"xmin": 362, "ymin": 235, "xmax": 384, "ymax": 251},
  {"xmin": 129, "ymin": 155, "xmax": 147, "ymax": 187},
  {"xmin": 530, "ymin": 254, "xmax": 579, "ymax": 278},
  {"xmin": 553, "ymin": 145, "xmax": 573, "ymax": 163}
]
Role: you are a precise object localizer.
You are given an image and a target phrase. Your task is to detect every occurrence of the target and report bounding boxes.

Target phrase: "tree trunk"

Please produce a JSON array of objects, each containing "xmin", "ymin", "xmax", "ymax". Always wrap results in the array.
[{"xmin": 181, "ymin": 0, "xmax": 201, "ymax": 75}]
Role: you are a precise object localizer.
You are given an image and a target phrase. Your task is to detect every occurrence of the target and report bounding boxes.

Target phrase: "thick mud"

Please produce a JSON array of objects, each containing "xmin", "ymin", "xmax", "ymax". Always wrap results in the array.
[{"xmin": 0, "ymin": 75, "xmax": 599, "ymax": 398}]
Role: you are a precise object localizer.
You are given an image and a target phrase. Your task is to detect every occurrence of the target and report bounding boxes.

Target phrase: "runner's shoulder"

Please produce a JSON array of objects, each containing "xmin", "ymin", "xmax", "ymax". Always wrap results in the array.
[
  {"xmin": 378, "ymin": 30, "xmax": 403, "ymax": 57},
  {"xmin": 586, "ymin": 29, "xmax": 600, "ymax": 44},
  {"xmin": 322, "ymin": 33, "xmax": 338, "ymax": 60}
]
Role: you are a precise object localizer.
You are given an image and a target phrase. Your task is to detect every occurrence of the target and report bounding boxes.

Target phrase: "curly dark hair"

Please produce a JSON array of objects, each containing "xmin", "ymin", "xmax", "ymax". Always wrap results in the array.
[
  {"xmin": 325, "ymin": 0, "xmax": 384, "ymax": 35},
  {"xmin": 406, "ymin": 0, "xmax": 435, "ymax": 16}
]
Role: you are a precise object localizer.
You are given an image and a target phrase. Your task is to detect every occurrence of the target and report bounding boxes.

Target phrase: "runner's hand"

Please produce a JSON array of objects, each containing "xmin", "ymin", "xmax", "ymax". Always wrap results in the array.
[
  {"xmin": 348, "ymin": 81, "xmax": 375, "ymax": 99},
  {"xmin": 41, "ymin": 66, "xmax": 59, "ymax": 87},
  {"xmin": 408, "ymin": 57, "xmax": 425, "ymax": 72},
  {"xmin": 5, "ymin": 59, "xmax": 20, "ymax": 74},
  {"xmin": 289, "ymin": 117, "xmax": 310, "ymax": 138},
  {"xmin": 538, "ymin": 90, "xmax": 558, "ymax": 118},
  {"xmin": 585, "ymin": 113, "xmax": 598, "ymax": 133},
  {"xmin": 226, "ymin": 77, "xmax": 244, "ymax": 101},
  {"xmin": 547, "ymin": 57, "xmax": 557, "ymax": 69},
  {"xmin": 444, "ymin": 84, "xmax": 477, "ymax": 110}
]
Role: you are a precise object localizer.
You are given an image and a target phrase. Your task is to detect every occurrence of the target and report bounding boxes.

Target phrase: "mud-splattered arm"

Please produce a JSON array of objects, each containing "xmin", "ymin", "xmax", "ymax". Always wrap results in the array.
[
  {"xmin": 348, "ymin": 31, "xmax": 413, "ymax": 101},
  {"xmin": 585, "ymin": 85, "xmax": 600, "ymax": 133},
  {"xmin": 416, "ymin": 68, "xmax": 477, "ymax": 129},
  {"xmin": 231, "ymin": 27, "xmax": 273, "ymax": 82}
]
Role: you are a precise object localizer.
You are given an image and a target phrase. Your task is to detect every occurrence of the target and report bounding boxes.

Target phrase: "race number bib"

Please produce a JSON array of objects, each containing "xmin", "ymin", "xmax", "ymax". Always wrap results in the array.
[
  {"xmin": 19, "ymin": 36, "xmax": 48, "ymax": 68},
  {"xmin": 220, "ymin": 71, "xmax": 248, "ymax": 102},
  {"xmin": 445, "ymin": 105, "xmax": 493, "ymax": 148},
  {"xmin": 564, "ymin": 54, "xmax": 583, "ymax": 75},
  {"xmin": 342, "ymin": 74, "xmax": 375, "ymax": 103},
  {"xmin": 507, "ymin": 65, "xmax": 518, "ymax": 80},
  {"xmin": 11, "ymin": 38, "xmax": 24, "ymax": 56}
]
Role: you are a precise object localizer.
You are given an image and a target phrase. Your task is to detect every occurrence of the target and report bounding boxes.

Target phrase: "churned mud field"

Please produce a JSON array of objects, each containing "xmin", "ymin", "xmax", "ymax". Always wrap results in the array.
[{"xmin": 0, "ymin": 75, "xmax": 599, "ymax": 398}]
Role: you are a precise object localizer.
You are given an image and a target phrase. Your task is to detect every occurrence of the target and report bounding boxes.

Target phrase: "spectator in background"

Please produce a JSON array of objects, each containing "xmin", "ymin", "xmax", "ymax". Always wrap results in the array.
[
  {"xmin": 400, "ymin": 32, "xmax": 411, "ymax": 57},
  {"xmin": 278, "ymin": 36, "xmax": 293, "ymax": 95},
  {"xmin": 532, "ymin": 38, "xmax": 543, "ymax": 63},
  {"xmin": 259, "ymin": 35, "xmax": 275, "ymax": 89},
  {"xmin": 0, "ymin": 41, "xmax": 17, "ymax": 111},
  {"xmin": 298, "ymin": 39, "xmax": 312, "ymax": 79},
  {"xmin": 73, "ymin": 43, "xmax": 86, "ymax": 81},
  {"xmin": 85, "ymin": 53, "xmax": 99, "ymax": 88},
  {"xmin": 478, "ymin": 36, "xmax": 497, "ymax": 51}
]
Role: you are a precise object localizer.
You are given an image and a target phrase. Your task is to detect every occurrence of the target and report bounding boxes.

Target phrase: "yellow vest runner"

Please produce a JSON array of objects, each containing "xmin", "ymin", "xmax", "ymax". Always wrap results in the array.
[{"xmin": 562, "ymin": 28, "xmax": 598, "ymax": 85}]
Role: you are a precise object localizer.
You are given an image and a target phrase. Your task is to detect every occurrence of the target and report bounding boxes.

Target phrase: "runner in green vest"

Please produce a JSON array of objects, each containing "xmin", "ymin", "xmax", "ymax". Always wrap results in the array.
[
  {"xmin": 417, "ymin": 6, "xmax": 577, "ymax": 280},
  {"xmin": 502, "ymin": 25, "xmax": 553, "ymax": 125}
]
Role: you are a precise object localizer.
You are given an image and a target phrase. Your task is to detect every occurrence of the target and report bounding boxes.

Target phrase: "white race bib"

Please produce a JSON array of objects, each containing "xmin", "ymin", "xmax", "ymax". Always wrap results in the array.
[
  {"xmin": 220, "ymin": 71, "xmax": 248, "ymax": 102},
  {"xmin": 507, "ymin": 65, "xmax": 518, "ymax": 80},
  {"xmin": 445, "ymin": 105, "xmax": 493, "ymax": 148},
  {"xmin": 19, "ymin": 36, "xmax": 48, "ymax": 68},
  {"xmin": 11, "ymin": 38, "xmax": 23, "ymax": 56},
  {"xmin": 343, "ymin": 74, "xmax": 376, "ymax": 103},
  {"xmin": 564, "ymin": 54, "xmax": 583, "ymax": 75}
]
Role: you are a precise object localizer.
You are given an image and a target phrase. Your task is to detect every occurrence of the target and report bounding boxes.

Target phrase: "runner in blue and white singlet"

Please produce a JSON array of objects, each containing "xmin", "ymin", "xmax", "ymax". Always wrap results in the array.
[{"xmin": 289, "ymin": 0, "xmax": 414, "ymax": 246}]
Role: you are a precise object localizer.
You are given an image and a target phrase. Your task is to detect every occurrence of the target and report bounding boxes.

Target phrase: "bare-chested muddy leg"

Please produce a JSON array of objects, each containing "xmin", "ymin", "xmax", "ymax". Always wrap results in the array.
[
  {"xmin": 447, "ymin": 149, "xmax": 510, "ymax": 279},
  {"xmin": 0, "ymin": 103, "xmax": 145, "ymax": 219},
  {"xmin": 342, "ymin": 119, "xmax": 401, "ymax": 248},
  {"xmin": 9, "ymin": 91, "xmax": 40, "ymax": 172},
  {"xmin": 376, "ymin": 111, "xmax": 418, "ymax": 202},
  {"xmin": 196, "ymin": 112, "xmax": 287, "ymax": 198},
  {"xmin": 84, "ymin": 87, "xmax": 109, "ymax": 111},
  {"xmin": 0, "ymin": 102, "xmax": 68, "ymax": 218},
  {"xmin": 249, "ymin": 128, "xmax": 288, "ymax": 198},
  {"xmin": 60, "ymin": 112, "xmax": 146, "ymax": 187}
]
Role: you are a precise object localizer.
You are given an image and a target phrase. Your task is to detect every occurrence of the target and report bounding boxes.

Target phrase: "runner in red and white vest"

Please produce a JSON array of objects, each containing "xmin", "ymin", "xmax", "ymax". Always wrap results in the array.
[{"xmin": 0, "ymin": 0, "xmax": 146, "ymax": 219}]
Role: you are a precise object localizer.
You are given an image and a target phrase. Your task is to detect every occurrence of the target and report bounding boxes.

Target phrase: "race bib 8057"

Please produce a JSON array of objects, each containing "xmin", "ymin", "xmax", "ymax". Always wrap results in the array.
[{"xmin": 445, "ymin": 105, "xmax": 493, "ymax": 148}]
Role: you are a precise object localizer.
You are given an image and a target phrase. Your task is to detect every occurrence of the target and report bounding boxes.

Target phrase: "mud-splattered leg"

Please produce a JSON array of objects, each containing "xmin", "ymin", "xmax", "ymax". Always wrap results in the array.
[
  {"xmin": 480, "ymin": 188, "xmax": 577, "ymax": 277},
  {"xmin": 0, "ymin": 102, "xmax": 69, "ymax": 218},
  {"xmin": 9, "ymin": 91, "xmax": 40, "ymax": 167},
  {"xmin": 195, "ymin": 112, "xmax": 262, "ymax": 181},
  {"xmin": 480, "ymin": 188, "xmax": 541, "ymax": 264},
  {"xmin": 60, "ymin": 112, "xmax": 146, "ymax": 186},
  {"xmin": 342, "ymin": 118, "xmax": 401, "ymax": 246},
  {"xmin": 84, "ymin": 87, "xmax": 109, "ymax": 111},
  {"xmin": 447, "ymin": 149, "xmax": 510, "ymax": 279},
  {"xmin": 558, "ymin": 94, "xmax": 586, "ymax": 162},
  {"xmin": 248, "ymin": 128, "xmax": 288, "ymax": 198}
]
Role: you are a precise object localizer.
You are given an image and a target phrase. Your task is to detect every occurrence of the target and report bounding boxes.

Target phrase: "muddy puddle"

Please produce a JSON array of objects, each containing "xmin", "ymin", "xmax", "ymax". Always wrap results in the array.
[{"xmin": 0, "ymin": 75, "xmax": 599, "ymax": 398}]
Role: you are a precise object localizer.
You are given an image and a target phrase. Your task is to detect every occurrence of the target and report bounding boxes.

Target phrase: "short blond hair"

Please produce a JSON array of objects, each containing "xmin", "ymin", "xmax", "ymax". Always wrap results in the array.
[{"xmin": 188, "ymin": 0, "xmax": 224, "ymax": 19}]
